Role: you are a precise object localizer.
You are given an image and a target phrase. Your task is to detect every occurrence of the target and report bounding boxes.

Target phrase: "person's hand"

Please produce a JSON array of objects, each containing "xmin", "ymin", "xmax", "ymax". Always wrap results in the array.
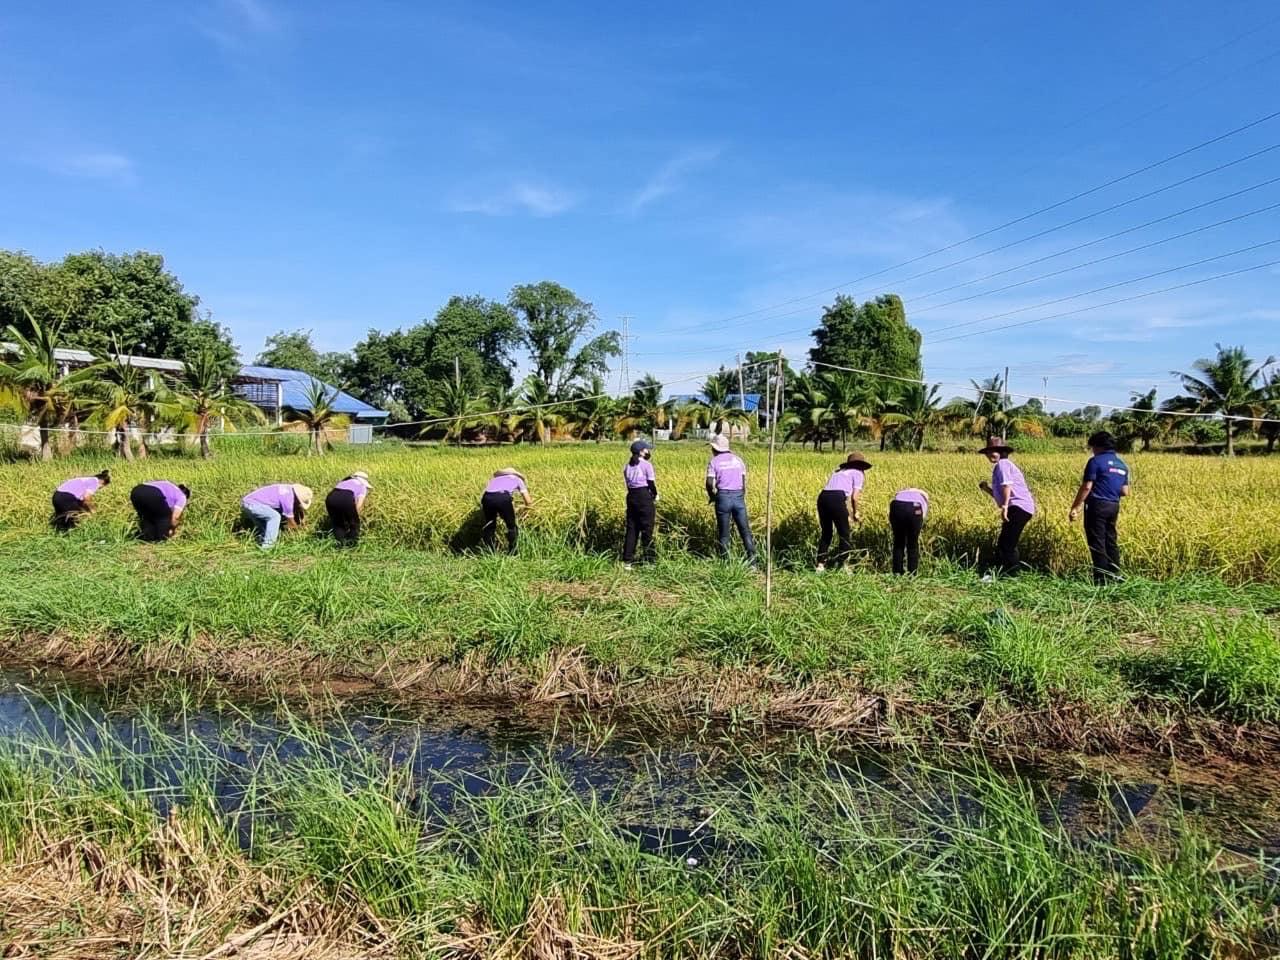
[
  {"xmin": 1000, "ymin": 504, "xmax": 1009, "ymax": 522},
  {"xmin": 1068, "ymin": 507, "xmax": 1079, "ymax": 522},
  {"xmin": 853, "ymin": 512, "xmax": 863, "ymax": 525}
]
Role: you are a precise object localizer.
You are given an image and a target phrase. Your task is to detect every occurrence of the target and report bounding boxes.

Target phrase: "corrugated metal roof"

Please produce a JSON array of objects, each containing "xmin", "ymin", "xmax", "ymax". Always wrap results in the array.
[
  {"xmin": 236, "ymin": 365, "xmax": 389, "ymax": 420},
  {"xmin": 667, "ymin": 392, "xmax": 763, "ymax": 412},
  {"xmin": 0, "ymin": 343, "xmax": 186, "ymax": 372}
]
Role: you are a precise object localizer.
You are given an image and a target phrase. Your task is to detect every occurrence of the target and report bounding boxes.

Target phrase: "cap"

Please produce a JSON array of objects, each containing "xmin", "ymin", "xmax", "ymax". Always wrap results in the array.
[{"xmin": 629, "ymin": 439, "xmax": 654, "ymax": 455}]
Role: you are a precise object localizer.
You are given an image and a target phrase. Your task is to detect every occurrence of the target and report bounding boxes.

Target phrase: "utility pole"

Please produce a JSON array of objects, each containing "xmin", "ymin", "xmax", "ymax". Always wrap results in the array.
[
  {"xmin": 736, "ymin": 352, "xmax": 746, "ymax": 410},
  {"xmin": 1042, "ymin": 376, "xmax": 1048, "ymax": 406},
  {"xmin": 764, "ymin": 350, "xmax": 784, "ymax": 610},
  {"xmin": 454, "ymin": 356, "xmax": 461, "ymax": 389},
  {"xmin": 1002, "ymin": 365, "xmax": 1010, "ymax": 442},
  {"xmin": 616, "ymin": 315, "xmax": 632, "ymax": 396}
]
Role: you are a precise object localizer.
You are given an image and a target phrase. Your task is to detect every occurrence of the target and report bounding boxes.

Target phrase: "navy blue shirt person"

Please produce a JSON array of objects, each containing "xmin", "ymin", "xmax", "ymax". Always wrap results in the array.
[{"xmin": 1068, "ymin": 431, "xmax": 1131, "ymax": 584}]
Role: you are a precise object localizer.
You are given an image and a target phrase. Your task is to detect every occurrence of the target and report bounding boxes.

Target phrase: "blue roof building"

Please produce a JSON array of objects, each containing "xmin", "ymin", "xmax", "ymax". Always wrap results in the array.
[
  {"xmin": 236, "ymin": 365, "xmax": 389, "ymax": 424},
  {"xmin": 666, "ymin": 392, "xmax": 763, "ymax": 412}
]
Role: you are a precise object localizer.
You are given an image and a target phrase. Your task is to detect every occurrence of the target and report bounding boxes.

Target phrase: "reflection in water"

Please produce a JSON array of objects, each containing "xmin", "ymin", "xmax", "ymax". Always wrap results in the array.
[{"xmin": 0, "ymin": 668, "xmax": 1275, "ymax": 859}]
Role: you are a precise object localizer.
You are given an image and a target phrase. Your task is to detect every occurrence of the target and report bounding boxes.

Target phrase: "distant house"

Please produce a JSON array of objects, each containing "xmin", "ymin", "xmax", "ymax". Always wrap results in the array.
[
  {"xmin": 236, "ymin": 365, "xmax": 389, "ymax": 426},
  {"xmin": 666, "ymin": 392, "xmax": 763, "ymax": 412}
]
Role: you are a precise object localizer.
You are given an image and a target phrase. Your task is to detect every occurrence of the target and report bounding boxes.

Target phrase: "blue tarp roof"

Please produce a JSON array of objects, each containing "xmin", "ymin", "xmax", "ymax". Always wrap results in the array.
[
  {"xmin": 237, "ymin": 365, "xmax": 389, "ymax": 420},
  {"xmin": 666, "ymin": 392, "xmax": 763, "ymax": 412}
]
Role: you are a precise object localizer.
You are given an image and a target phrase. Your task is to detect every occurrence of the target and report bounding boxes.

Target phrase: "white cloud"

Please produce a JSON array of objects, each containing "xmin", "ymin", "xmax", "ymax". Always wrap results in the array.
[
  {"xmin": 450, "ymin": 180, "xmax": 578, "ymax": 217},
  {"xmin": 625, "ymin": 146, "xmax": 722, "ymax": 214},
  {"xmin": 51, "ymin": 151, "xmax": 136, "ymax": 183}
]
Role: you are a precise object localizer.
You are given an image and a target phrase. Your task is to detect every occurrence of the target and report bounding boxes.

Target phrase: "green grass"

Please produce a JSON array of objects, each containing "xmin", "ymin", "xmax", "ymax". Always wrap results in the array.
[{"xmin": 0, "ymin": 701, "xmax": 1274, "ymax": 958}]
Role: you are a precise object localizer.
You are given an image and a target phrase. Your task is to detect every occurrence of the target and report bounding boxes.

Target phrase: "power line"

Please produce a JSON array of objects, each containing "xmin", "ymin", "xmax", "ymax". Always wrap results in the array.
[{"xmin": 655, "ymin": 109, "xmax": 1280, "ymax": 338}]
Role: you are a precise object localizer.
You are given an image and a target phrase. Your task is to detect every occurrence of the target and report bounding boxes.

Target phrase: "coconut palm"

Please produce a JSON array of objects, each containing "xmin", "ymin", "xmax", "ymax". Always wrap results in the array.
[
  {"xmin": 82, "ymin": 338, "xmax": 167, "ymax": 460},
  {"xmin": 287, "ymin": 378, "xmax": 351, "ymax": 455},
  {"xmin": 1113, "ymin": 388, "xmax": 1165, "ymax": 452},
  {"xmin": 172, "ymin": 347, "xmax": 266, "ymax": 458},
  {"xmin": 514, "ymin": 375, "xmax": 565, "ymax": 443},
  {"xmin": 615, "ymin": 374, "xmax": 669, "ymax": 437},
  {"xmin": 1260, "ymin": 373, "xmax": 1280, "ymax": 454},
  {"xmin": 571, "ymin": 376, "xmax": 618, "ymax": 442},
  {"xmin": 424, "ymin": 379, "xmax": 486, "ymax": 444},
  {"xmin": 0, "ymin": 315, "xmax": 100, "ymax": 460},
  {"xmin": 813, "ymin": 372, "xmax": 865, "ymax": 449},
  {"xmin": 885, "ymin": 382, "xmax": 943, "ymax": 451},
  {"xmin": 782, "ymin": 374, "xmax": 833, "ymax": 450},
  {"xmin": 1166, "ymin": 344, "xmax": 1275, "ymax": 456}
]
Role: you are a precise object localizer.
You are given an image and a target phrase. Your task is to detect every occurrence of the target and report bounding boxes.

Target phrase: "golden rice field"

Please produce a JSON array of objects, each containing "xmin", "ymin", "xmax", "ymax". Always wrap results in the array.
[{"xmin": 2, "ymin": 442, "xmax": 1277, "ymax": 582}]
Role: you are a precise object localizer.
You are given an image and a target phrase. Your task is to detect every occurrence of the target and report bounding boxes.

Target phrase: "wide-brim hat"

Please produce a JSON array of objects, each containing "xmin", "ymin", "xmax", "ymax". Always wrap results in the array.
[
  {"xmin": 844, "ymin": 451, "xmax": 872, "ymax": 470},
  {"xmin": 494, "ymin": 466, "xmax": 525, "ymax": 481},
  {"xmin": 292, "ymin": 484, "xmax": 314, "ymax": 510},
  {"xmin": 978, "ymin": 436, "xmax": 1014, "ymax": 455},
  {"xmin": 351, "ymin": 470, "xmax": 373, "ymax": 487},
  {"xmin": 709, "ymin": 434, "xmax": 731, "ymax": 453}
]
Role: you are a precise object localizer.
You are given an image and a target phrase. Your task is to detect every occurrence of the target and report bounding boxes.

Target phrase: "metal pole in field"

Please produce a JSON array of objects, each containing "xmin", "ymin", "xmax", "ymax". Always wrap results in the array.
[
  {"xmin": 1002, "ymin": 365, "xmax": 1010, "ymax": 442},
  {"xmin": 764, "ymin": 352, "xmax": 783, "ymax": 609},
  {"xmin": 737, "ymin": 352, "xmax": 746, "ymax": 409}
]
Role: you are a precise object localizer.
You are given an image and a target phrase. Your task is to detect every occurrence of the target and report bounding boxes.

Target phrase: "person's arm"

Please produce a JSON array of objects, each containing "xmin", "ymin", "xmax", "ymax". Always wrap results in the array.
[
  {"xmin": 520, "ymin": 489, "xmax": 533, "ymax": 508},
  {"xmin": 354, "ymin": 492, "xmax": 367, "ymax": 514},
  {"xmin": 82, "ymin": 491, "xmax": 96, "ymax": 511},
  {"xmin": 998, "ymin": 484, "xmax": 1012, "ymax": 521},
  {"xmin": 169, "ymin": 504, "xmax": 185, "ymax": 533},
  {"xmin": 1120, "ymin": 482, "xmax": 1131, "ymax": 498},
  {"xmin": 850, "ymin": 490, "xmax": 862, "ymax": 524},
  {"xmin": 705, "ymin": 475, "xmax": 716, "ymax": 502},
  {"xmin": 1068, "ymin": 481, "xmax": 1093, "ymax": 521}
]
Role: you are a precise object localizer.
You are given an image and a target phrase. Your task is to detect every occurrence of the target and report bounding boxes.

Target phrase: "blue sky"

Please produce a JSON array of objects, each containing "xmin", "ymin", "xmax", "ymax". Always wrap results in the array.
[{"xmin": 2, "ymin": 0, "xmax": 1277, "ymax": 410}]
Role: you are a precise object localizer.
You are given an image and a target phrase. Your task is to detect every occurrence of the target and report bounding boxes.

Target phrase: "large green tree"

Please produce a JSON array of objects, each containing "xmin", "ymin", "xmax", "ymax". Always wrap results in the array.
[
  {"xmin": 0, "ymin": 250, "xmax": 236, "ymax": 371},
  {"xmin": 808, "ymin": 294, "xmax": 922, "ymax": 382},
  {"xmin": 254, "ymin": 329, "xmax": 350, "ymax": 382},
  {"xmin": 345, "ymin": 296, "xmax": 520, "ymax": 422},
  {"xmin": 509, "ymin": 282, "xmax": 620, "ymax": 399}
]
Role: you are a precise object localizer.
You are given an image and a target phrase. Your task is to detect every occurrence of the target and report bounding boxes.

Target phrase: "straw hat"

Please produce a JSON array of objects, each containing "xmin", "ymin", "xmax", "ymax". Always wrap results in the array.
[
  {"xmin": 351, "ymin": 470, "xmax": 373, "ymax": 487},
  {"xmin": 709, "ymin": 434, "xmax": 731, "ymax": 453},
  {"xmin": 978, "ymin": 436, "xmax": 1014, "ymax": 455},
  {"xmin": 842, "ymin": 451, "xmax": 872, "ymax": 471},
  {"xmin": 493, "ymin": 466, "xmax": 525, "ymax": 481},
  {"xmin": 291, "ymin": 484, "xmax": 314, "ymax": 510}
]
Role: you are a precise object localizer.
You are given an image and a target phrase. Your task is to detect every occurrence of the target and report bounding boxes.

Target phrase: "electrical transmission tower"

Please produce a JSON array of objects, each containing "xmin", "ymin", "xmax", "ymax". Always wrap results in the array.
[{"xmin": 616, "ymin": 314, "xmax": 633, "ymax": 395}]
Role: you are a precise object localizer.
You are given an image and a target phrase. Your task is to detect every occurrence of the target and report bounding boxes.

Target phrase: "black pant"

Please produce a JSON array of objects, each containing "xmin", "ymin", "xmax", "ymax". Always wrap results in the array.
[
  {"xmin": 815, "ymin": 490, "xmax": 851, "ymax": 567},
  {"xmin": 1083, "ymin": 498, "xmax": 1120, "ymax": 584},
  {"xmin": 130, "ymin": 484, "xmax": 173, "ymax": 542},
  {"xmin": 326, "ymin": 488, "xmax": 361, "ymax": 546},
  {"xmin": 995, "ymin": 505, "xmax": 1033, "ymax": 575},
  {"xmin": 51, "ymin": 491, "xmax": 87, "ymax": 532},
  {"xmin": 623, "ymin": 488, "xmax": 656, "ymax": 563},
  {"xmin": 480, "ymin": 491, "xmax": 517, "ymax": 553},
  {"xmin": 889, "ymin": 500, "xmax": 924, "ymax": 575}
]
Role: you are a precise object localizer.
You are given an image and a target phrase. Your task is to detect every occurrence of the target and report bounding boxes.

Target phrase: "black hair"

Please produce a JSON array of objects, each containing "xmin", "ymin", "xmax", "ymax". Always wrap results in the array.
[
  {"xmin": 95, "ymin": 469, "xmax": 112, "ymax": 484},
  {"xmin": 628, "ymin": 452, "xmax": 641, "ymax": 467},
  {"xmin": 177, "ymin": 484, "xmax": 192, "ymax": 499},
  {"xmin": 1088, "ymin": 431, "xmax": 1116, "ymax": 451}
]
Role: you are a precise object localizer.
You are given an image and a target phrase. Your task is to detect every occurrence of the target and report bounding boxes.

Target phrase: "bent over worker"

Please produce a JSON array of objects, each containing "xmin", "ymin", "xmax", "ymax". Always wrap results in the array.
[
  {"xmin": 130, "ymin": 480, "xmax": 191, "ymax": 542},
  {"xmin": 480, "ymin": 467, "xmax": 531, "ymax": 554},
  {"xmin": 241, "ymin": 483, "xmax": 312, "ymax": 549},
  {"xmin": 815, "ymin": 451, "xmax": 870, "ymax": 571},
  {"xmin": 705, "ymin": 434, "xmax": 756, "ymax": 565},
  {"xmin": 51, "ymin": 470, "xmax": 110, "ymax": 531},
  {"xmin": 326, "ymin": 471, "xmax": 372, "ymax": 546},
  {"xmin": 1068, "ymin": 431, "xmax": 1130, "ymax": 584}
]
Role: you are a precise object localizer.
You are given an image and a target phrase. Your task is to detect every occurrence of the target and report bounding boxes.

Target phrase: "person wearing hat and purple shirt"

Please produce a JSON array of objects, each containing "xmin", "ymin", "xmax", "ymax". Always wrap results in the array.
[
  {"xmin": 129, "ymin": 480, "xmax": 192, "ymax": 542},
  {"xmin": 889, "ymin": 488, "xmax": 930, "ymax": 575},
  {"xmin": 978, "ymin": 436, "xmax": 1035, "ymax": 577},
  {"xmin": 241, "ymin": 482, "xmax": 312, "ymax": 549},
  {"xmin": 622, "ymin": 439, "xmax": 658, "ymax": 568},
  {"xmin": 480, "ymin": 467, "xmax": 532, "ymax": 554},
  {"xmin": 326, "ymin": 471, "xmax": 372, "ymax": 547},
  {"xmin": 815, "ymin": 451, "xmax": 870, "ymax": 571},
  {"xmin": 705, "ymin": 434, "xmax": 756, "ymax": 566},
  {"xmin": 51, "ymin": 469, "xmax": 111, "ymax": 531}
]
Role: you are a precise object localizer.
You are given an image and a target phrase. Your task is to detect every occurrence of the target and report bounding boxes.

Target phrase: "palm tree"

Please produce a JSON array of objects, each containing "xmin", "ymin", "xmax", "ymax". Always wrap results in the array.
[
  {"xmin": 886, "ymin": 382, "xmax": 943, "ymax": 451},
  {"xmin": 615, "ymin": 374, "xmax": 669, "ymax": 437},
  {"xmin": 514, "ymin": 375, "xmax": 564, "ymax": 443},
  {"xmin": 782, "ymin": 374, "xmax": 833, "ymax": 451},
  {"xmin": 1114, "ymin": 388, "xmax": 1164, "ymax": 452},
  {"xmin": 1260, "ymin": 373, "xmax": 1280, "ymax": 454},
  {"xmin": 480, "ymin": 385, "xmax": 521, "ymax": 443},
  {"xmin": 172, "ymin": 347, "xmax": 265, "ymax": 458},
  {"xmin": 83, "ymin": 338, "xmax": 167, "ymax": 460},
  {"xmin": 571, "ymin": 376, "xmax": 617, "ymax": 442},
  {"xmin": 1167, "ymin": 344, "xmax": 1275, "ymax": 456},
  {"xmin": 424, "ymin": 379, "xmax": 485, "ymax": 444},
  {"xmin": 287, "ymin": 378, "xmax": 351, "ymax": 455},
  {"xmin": 0, "ymin": 315, "xmax": 99, "ymax": 461},
  {"xmin": 814, "ymin": 372, "xmax": 865, "ymax": 449}
]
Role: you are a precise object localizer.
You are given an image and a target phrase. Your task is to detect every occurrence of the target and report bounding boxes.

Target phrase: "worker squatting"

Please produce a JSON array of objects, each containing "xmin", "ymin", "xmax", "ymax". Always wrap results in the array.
[{"xmin": 48, "ymin": 432, "xmax": 1131, "ymax": 584}]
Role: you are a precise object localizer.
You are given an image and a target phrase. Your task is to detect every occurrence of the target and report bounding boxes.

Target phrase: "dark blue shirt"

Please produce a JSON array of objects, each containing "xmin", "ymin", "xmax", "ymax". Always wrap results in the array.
[{"xmin": 1082, "ymin": 451, "xmax": 1130, "ymax": 502}]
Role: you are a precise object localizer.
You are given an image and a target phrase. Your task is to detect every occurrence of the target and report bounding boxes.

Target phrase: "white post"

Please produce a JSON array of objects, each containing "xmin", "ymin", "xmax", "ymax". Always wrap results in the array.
[
  {"xmin": 275, "ymin": 381, "xmax": 283, "ymax": 427},
  {"xmin": 764, "ymin": 352, "xmax": 784, "ymax": 610}
]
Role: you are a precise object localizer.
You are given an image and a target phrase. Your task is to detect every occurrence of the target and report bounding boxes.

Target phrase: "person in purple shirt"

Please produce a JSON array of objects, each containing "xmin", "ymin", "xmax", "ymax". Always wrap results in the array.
[
  {"xmin": 705, "ymin": 434, "xmax": 756, "ymax": 566},
  {"xmin": 977, "ymin": 436, "xmax": 1036, "ymax": 577},
  {"xmin": 479, "ymin": 467, "xmax": 532, "ymax": 554},
  {"xmin": 51, "ymin": 470, "xmax": 111, "ymax": 531},
  {"xmin": 129, "ymin": 480, "xmax": 192, "ymax": 542},
  {"xmin": 889, "ymin": 488, "xmax": 930, "ymax": 575},
  {"xmin": 815, "ymin": 452, "xmax": 870, "ymax": 571},
  {"xmin": 241, "ymin": 483, "xmax": 313, "ymax": 549},
  {"xmin": 622, "ymin": 440, "xmax": 658, "ymax": 568},
  {"xmin": 326, "ymin": 471, "xmax": 373, "ymax": 547}
]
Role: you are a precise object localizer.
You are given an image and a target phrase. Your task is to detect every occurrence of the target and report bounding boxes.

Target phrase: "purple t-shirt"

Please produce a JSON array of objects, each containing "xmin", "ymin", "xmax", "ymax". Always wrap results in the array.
[
  {"xmin": 484, "ymin": 474, "xmax": 526, "ymax": 495},
  {"xmin": 706, "ymin": 452, "xmax": 747, "ymax": 491},
  {"xmin": 822, "ymin": 467, "xmax": 864, "ymax": 497},
  {"xmin": 243, "ymin": 484, "xmax": 296, "ymax": 516},
  {"xmin": 991, "ymin": 459, "xmax": 1035, "ymax": 515},
  {"xmin": 145, "ymin": 481, "xmax": 187, "ymax": 511},
  {"xmin": 623, "ymin": 459, "xmax": 656, "ymax": 489},
  {"xmin": 893, "ymin": 488, "xmax": 929, "ymax": 518},
  {"xmin": 57, "ymin": 477, "xmax": 100, "ymax": 500},
  {"xmin": 335, "ymin": 477, "xmax": 371, "ymax": 497}
]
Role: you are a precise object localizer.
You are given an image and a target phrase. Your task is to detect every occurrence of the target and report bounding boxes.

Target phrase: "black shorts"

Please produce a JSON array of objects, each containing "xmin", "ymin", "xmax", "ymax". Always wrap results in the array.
[{"xmin": 130, "ymin": 483, "xmax": 174, "ymax": 541}]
